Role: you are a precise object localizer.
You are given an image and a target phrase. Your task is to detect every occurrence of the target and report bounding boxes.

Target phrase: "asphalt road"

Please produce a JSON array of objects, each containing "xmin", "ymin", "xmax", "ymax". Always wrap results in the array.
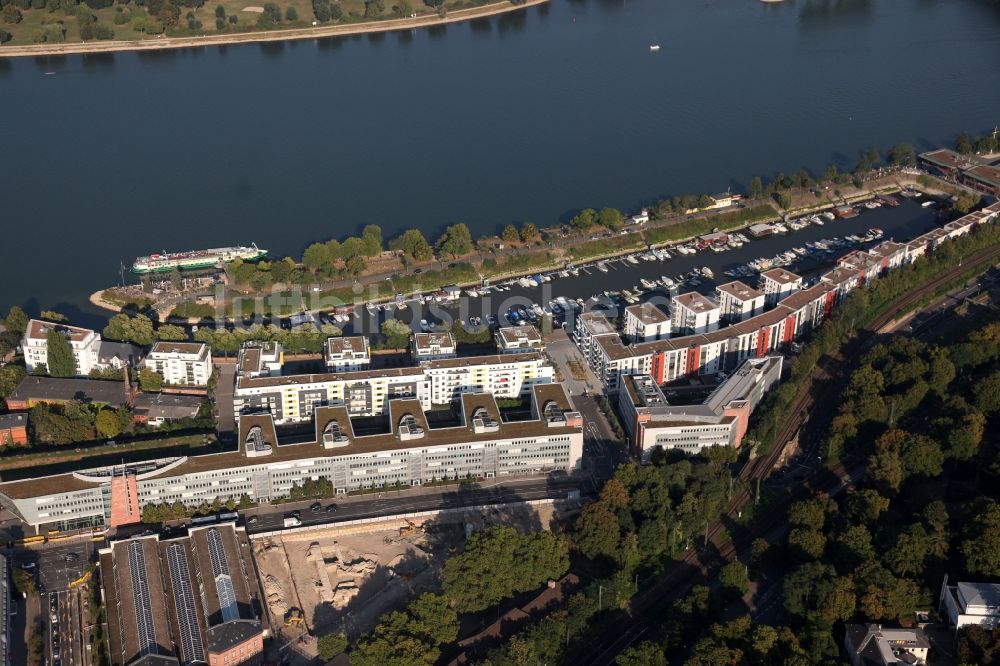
[{"xmin": 243, "ymin": 474, "xmax": 592, "ymax": 533}]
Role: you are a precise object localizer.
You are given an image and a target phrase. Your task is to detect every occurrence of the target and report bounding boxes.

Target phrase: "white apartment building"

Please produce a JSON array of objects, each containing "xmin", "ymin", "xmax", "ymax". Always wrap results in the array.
[
  {"xmin": 422, "ymin": 352, "xmax": 554, "ymax": 405},
  {"xmin": 670, "ymin": 292, "xmax": 720, "ymax": 336},
  {"xmin": 623, "ymin": 303, "xmax": 670, "ymax": 342},
  {"xmin": 496, "ymin": 325, "xmax": 543, "ymax": 353},
  {"xmin": 940, "ymin": 580, "xmax": 1000, "ymax": 630},
  {"xmin": 325, "ymin": 336, "xmax": 370, "ymax": 371},
  {"xmin": 0, "ymin": 384, "xmax": 584, "ymax": 531},
  {"xmin": 716, "ymin": 281, "xmax": 765, "ymax": 323},
  {"xmin": 413, "ymin": 332, "xmax": 457, "ymax": 360},
  {"xmin": 22, "ymin": 319, "xmax": 101, "ymax": 376},
  {"xmin": 145, "ymin": 342, "xmax": 213, "ymax": 386},
  {"xmin": 759, "ymin": 268, "xmax": 803, "ymax": 306}
]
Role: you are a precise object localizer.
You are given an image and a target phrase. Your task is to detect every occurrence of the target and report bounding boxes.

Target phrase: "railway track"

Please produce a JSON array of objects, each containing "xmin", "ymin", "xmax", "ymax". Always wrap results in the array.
[{"xmin": 583, "ymin": 242, "xmax": 1000, "ymax": 665}]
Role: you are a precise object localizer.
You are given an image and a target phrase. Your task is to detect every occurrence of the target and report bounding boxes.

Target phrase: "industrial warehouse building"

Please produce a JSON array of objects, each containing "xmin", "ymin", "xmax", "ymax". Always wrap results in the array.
[
  {"xmin": 100, "ymin": 522, "xmax": 265, "ymax": 666},
  {"xmin": 0, "ymin": 383, "xmax": 583, "ymax": 532}
]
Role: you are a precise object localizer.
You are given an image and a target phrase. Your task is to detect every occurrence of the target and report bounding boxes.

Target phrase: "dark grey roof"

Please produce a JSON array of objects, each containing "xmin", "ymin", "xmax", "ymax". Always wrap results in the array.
[
  {"xmin": 132, "ymin": 393, "xmax": 204, "ymax": 420},
  {"xmin": 205, "ymin": 619, "xmax": 262, "ymax": 654},
  {"xmin": 0, "ymin": 413, "xmax": 27, "ymax": 430},
  {"xmin": 97, "ymin": 340, "xmax": 141, "ymax": 364},
  {"xmin": 9, "ymin": 376, "xmax": 129, "ymax": 407}
]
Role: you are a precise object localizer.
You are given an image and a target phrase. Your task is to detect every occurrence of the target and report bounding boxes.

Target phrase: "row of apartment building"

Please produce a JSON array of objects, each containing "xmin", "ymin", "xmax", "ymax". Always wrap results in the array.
[
  {"xmin": 233, "ymin": 334, "xmax": 554, "ymax": 425},
  {"xmin": 0, "ymin": 383, "xmax": 583, "ymax": 532},
  {"xmin": 21, "ymin": 319, "xmax": 214, "ymax": 385},
  {"xmin": 578, "ymin": 201, "xmax": 1000, "ymax": 392}
]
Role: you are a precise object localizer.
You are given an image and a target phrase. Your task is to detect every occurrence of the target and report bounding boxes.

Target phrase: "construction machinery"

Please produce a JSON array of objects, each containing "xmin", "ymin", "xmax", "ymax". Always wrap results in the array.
[
  {"xmin": 399, "ymin": 520, "xmax": 417, "ymax": 537},
  {"xmin": 284, "ymin": 608, "xmax": 304, "ymax": 627}
]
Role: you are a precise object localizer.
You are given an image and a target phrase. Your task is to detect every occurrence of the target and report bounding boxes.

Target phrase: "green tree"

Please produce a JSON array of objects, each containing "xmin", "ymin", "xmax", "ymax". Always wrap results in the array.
[
  {"xmin": 570, "ymin": 208, "xmax": 597, "ymax": 231},
  {"xmin": 381, "ymin": 319, "xmax": 411, "ymax": 349},
  {"xmin": 95, "ymin": 409, "xmax": 123, "ymax": 439},
  {"xmin": 520, "ymin": 222, "xmax": 538, "ymax": 242},
  {"xmin": 788, "ymin": 528, "xmax": 826, "ymax": 560},
  {"xmin": 390, "ymin": 229, "xmax": 434, "ymax": 262},
  {"xmin": 961, "ymin": 501, "xmax": 1000, "ymax": 577},
  {"xmin": 46, "ymin": 329, "xmax": 76, "ymax": 377},
  {"xmin": 847, "ymin": 489, "xmax": 889, "ymax": 524},
  {"xmin": 156, "ymin": 324, "xmax": 187, "ymax": 341},
  {"xmin": 3, "ymin": 305, "xmax": 28, "ymax": 336},
  {"xmin": 574, "ymin": 502, "xmax": 621, "ymax": 560},
  {"xmin": 345, "ymin": 255, "xmax": 366, "ymax": 276},
  {"xmin": 302, "ymin": 242, "xmax": 331, "ymax": 272},
  {"xmin": 718, "ymin": 560, "xmax": 749, "ymax": 597},
  {"xmin": 501, "ymin": 224, "xmax": 520, "ymax": 243},
  {"xmin": 887, "ymin": 142, "xmax": 916, "ymax": 166},
  {"xmin": 138, "ymin": 368, "xmax": 163, "ymax": 392},
  {"xmin": 783, "ymin": 562, "xmax": 855, "ymax": 626},
  {"xmin": 2, "ymin": 5, "xmax": 23, "ymax": 23},
  {"xmin": 435, "ymin": 223, "xmax": 473, "ymax": 257},
  {"xmin": 317, "ymin": 632, "xmax": 348, "ymax": 660},
  {"xmin": 103, "ymin": 314, "xmax": 155, "ymax": 346},
  {"xmin": 776, "ymin": 191, "xmax": 792, "ymax": 210},
  {"xmin": 441, "ymin": 526, "xmax": 569, "ymax": 612},
  {"xmin": 353, "ymin": 593, "xmax": 457, "ymax": 666},
  {"xmin": 616, "ymin": 641, "xmax": 666, "ymax": 666},
  {"xmin": 956, "ymin": 131, "xmax": 974, "ymax": 155},
  {"xmin": 598, "ymin": 207, "xmax": 624, "ymax": 232},
  {"xmin": 748, "ymin": 176, "xmax": 763, "ymax": 199},
  {"xmin": 284, "ymin": 5, "xmax": 297, "ymax": 19},
  {"xmin": 361, "ymin": 224, "xmax": 383, "ymax": 256},
  {"xmin": 39, "ymin": 310, "xmax": 67, "ymax": 323},
  {"xmin": 0, "ymin": 365, "xmax": 27, "ymax": 403}
]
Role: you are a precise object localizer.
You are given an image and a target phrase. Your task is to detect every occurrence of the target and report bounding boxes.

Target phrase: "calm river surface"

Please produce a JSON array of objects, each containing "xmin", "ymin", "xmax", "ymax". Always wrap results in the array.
[{"xmin": 2, "ymin": 0, "xmax": 999, "ymax": 323}]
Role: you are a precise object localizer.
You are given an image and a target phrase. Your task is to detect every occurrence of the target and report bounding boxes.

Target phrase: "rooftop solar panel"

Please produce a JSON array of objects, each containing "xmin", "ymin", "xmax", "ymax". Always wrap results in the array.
[
  {"xmin": 127, "ymin": 541, "xmax": 158, "ymax": 657},
  {"xmin": 167, "ymin": 544, "xmax": 207, "ymax": 664}
]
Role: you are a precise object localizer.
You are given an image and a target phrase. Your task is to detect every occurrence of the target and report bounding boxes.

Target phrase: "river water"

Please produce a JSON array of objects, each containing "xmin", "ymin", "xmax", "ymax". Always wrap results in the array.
[{"xmin": 2, "ymin": 0, "xmax": 999, "ymax": 325}]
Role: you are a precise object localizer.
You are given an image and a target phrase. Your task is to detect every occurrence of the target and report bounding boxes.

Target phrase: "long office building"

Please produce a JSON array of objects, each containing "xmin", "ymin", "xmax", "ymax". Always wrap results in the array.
[
  {"xmin": 618, "ymin": 356, "xmax": 782, "ymax": 460},
  {"xmin": 576, "ymin": 202, "xmax": 1000, "ymax": 392},
  {"xmin": 0, "ymin": 383, "xmax": 583, "ymax": 532},
  {"xmin": 100, "ymin": 521, "xmax": 265, "ymax": 666},
  {"xmin": 233, "ymin": 342, "xmax": 553, "ymax": 425}
]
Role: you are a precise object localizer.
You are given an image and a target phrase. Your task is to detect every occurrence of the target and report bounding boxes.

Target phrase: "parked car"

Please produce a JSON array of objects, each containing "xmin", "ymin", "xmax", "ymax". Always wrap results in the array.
[
  {"xmin": 310, "ymin": 502, "xmax": 322, "ymax": 514},
  {"xmin": 326, "ymin": 504, "xmax": 338, "ymax": 513}
]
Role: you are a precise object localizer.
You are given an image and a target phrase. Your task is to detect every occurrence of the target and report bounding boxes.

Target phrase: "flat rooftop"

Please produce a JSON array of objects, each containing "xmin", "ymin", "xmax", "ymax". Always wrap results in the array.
[
  {"xmin": 1, "ymin": 384, "xmax": 580, "ymax": 498},
  {"xmin": 26, "ymin": 319, "xmax": 94, "ymax": 343},
  {"xmin": 919, "ymin": 148, "xmax": 984, "ymax": 171},
  {"xmin": 760, "ymin": 268, "xmax": 802, "ymax": 285},
  {"xmin": 498, "ymin": 325, "xmax": 541, "ymax": 345},
  {"xmin": 579, "ymin": 312, "xmax": 617, "ymax": 336},
  {"xmin": 149, "ymin": 342, "xmax": 208, "ymax": 356},
  {"xmin": 8, "ymin": 376, "xmax": 129, "ymax": 407},
  {"xmin": 326, "ymin": 336, "xmax": 369, "ymax": 357},
  {"xmin": 625, "ymin": 303, "xmax": 669, "ymax": 325},
  {"xmin": 716, "ymin": 280, "xmax": 763, "ymax": 301},
  {"xmin": 672, "ymin": 292, "xmax": 718, "ymax": 312},
  {"xmin": 413, "ymin": 332, "xmax": 456, "ymax": 351}
]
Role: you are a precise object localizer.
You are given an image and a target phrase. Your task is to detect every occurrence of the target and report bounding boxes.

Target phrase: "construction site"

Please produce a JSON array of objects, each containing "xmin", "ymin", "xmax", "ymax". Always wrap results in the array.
[{"xmin": 252, "ymin": 501, "xmax": 563, "ymax": 662}]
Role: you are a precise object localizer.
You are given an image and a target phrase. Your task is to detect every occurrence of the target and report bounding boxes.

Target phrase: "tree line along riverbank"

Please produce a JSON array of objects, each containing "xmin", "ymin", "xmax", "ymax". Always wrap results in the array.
[
  {"xmin": 91, "ymin": 138, "xmax": 991, "ymax": 322},
  {"xmin": 0, "ymin": 0, "xmax": 541, "ymax": 55}
]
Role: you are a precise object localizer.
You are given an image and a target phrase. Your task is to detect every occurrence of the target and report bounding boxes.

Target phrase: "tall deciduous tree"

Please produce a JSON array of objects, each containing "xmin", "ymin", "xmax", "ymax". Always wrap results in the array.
[
  {"xmin": 46, "ymin": 329, "xmax": 76, "ymax": 377},
  {"xmin": 435, "ymin": 224, "xmax": 473, "ymax": 258}
]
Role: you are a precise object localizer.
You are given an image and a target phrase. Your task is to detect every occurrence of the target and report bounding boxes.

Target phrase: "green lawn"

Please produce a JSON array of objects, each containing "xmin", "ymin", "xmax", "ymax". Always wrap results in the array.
[{"xmin": 1, "ymin": 0, "xmax": 498, "ymax": 46}]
